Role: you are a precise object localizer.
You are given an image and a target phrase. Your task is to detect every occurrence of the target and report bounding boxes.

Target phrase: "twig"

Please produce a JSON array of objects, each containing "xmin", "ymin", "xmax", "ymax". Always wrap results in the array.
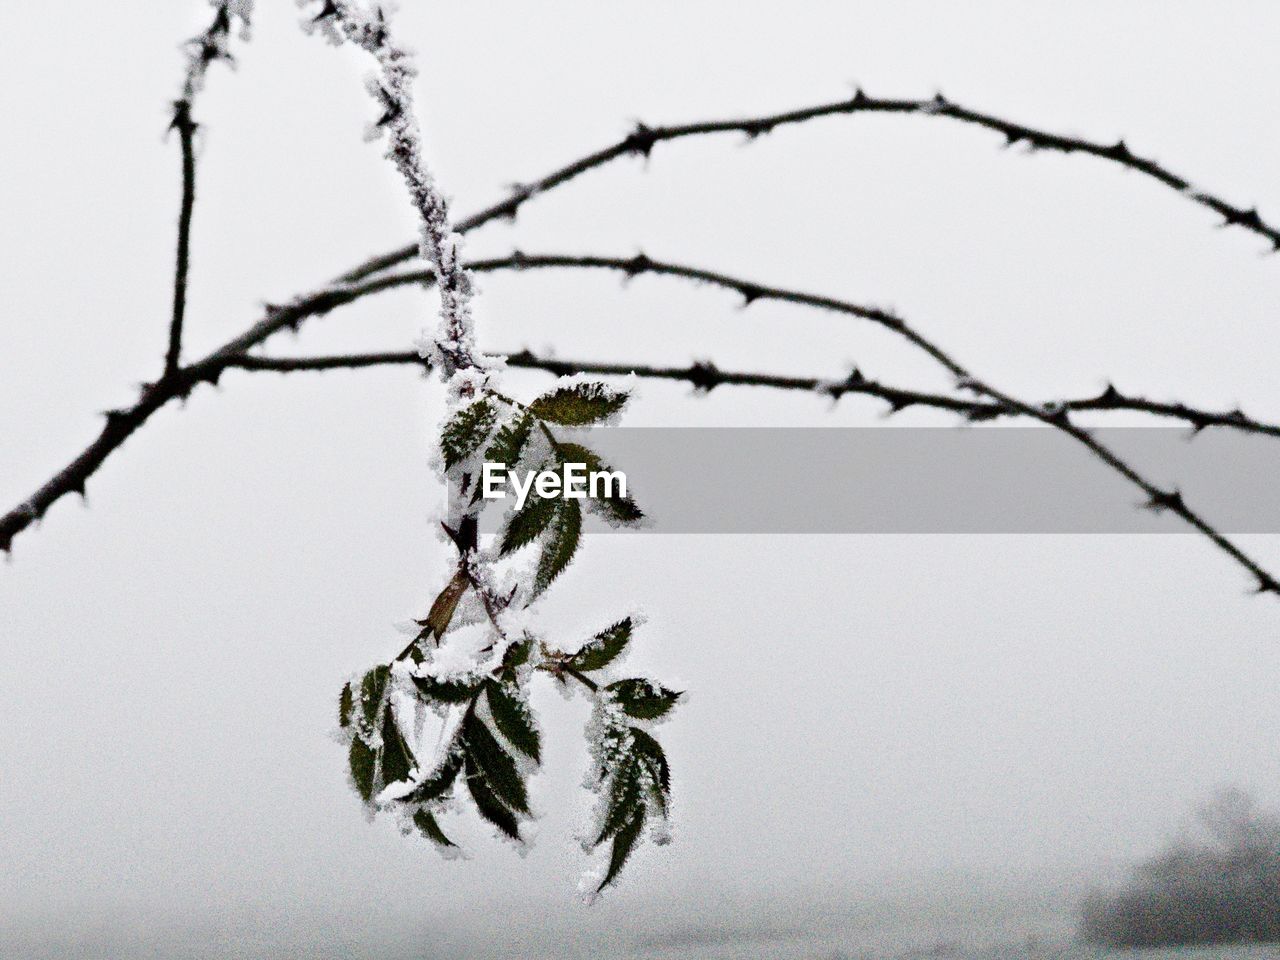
[
  {"xmin": 338, "ymin": 89, "xmax": 1280, "ymax": 285},
  {"xmin": 165, "ymin": 100, "xmax": 198, "ymax": 375}
]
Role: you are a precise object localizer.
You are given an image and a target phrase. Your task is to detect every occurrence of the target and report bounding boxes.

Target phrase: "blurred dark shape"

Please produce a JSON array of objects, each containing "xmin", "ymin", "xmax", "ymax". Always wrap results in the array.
[{"xmin": 1081, "ymin": 787, "xmax": 1280, "ymax": 946}]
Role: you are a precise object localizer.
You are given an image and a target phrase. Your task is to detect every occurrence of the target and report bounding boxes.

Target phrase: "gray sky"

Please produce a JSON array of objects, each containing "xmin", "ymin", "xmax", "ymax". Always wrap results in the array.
[{"xmin": 3, "ymin": 2, "xmax": 1280, "ymax": 957}]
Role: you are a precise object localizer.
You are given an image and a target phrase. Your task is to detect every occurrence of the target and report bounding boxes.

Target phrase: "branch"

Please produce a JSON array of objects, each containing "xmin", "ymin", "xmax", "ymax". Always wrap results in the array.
[
  {"xmin": 227, "ymin": 341, "xmax": 1280, "ymax": 594},
  {"xmin": 338, "ymin": 89, "xmax": 1280, "ymax": 285},
  {"xmin": 165, "ymin": 99, "xmax": 198, "ymax": 375}
]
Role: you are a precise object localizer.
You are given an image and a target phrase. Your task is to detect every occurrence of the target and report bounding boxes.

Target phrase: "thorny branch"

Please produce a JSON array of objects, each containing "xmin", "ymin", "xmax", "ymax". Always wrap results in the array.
[
  {"xmin": 340, "ymin": 88, "xmax": 1280, "ymax": 285},
  {"xmin": 4, "ymin": 62, "xmax": 1279, "ymax": 600},
  {"xmin": 223, "ymin": 346, "xmax": 1280, "ymax": 438}
]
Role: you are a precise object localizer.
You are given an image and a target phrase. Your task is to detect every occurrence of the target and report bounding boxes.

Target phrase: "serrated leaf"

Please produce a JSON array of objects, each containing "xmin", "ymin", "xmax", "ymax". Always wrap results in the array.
[
  {"xmin": 499, "ymin": 488, "xmax": 558, "ymax": 555},
  {"xmin": 529, "ymin": 382, "xmax": 628, "ymax": 425},
  {"xmin": 484, "ymin": 412, "xmax": 534, "ymax": 470},
  {"xmin": 500, "ymin": 638, "xmax": 532, "ymax": 677},
  {"xmin": 599, "ymin": 807, "xmax": 646, "ymax": 891},
  {"xmin": 462, "ymin": 713, "xmax": 529, "ymax": 813},
  {"xmin": 418, "ymin": 570, "xmax": 469, "ymax": 642},
  {"xmin": 349, "ymin": 737, "xmax": 376, "ymax": 803},
  {"xmin": 569, "ymin": 617, "xmax": 633, "ymax": 672},
  {"xmin": 412, "ymin": 675, "xmax": 481, "ymax": 703},
  {"xmin": 411, "ymin": 808, "xmax": 456, "ymax": 847},
  {"xmin": 607, "ymin": 678, "xmax": 681, "ymax": 720},
  {"xmin": 380, "ymin": 707, "xmax": 414, "ymax": 787},
  {"xmin": 464, "ymin": 754, "xmax": 521, "ymax": 840},
  {"xmin": 485, "ymin": 680, "xmax": 541, "ymax": 762},
  {"xmin": 441, "ymin": 398, "xmax": 498, "ymax": 469},
  {"xmin": 338, "ymin": 682, "xmax": 355, "ymax": 729},
  {"xmin": 595, "ymin": 757, "xmax": 644, "ymax": 845},
  {"xmin": 629, "ymin": 727, "xmax": 671, "ymax": 811},
  {"xmin": 533, "ymin": 498, "xmax": 581, "ymax": 596},
  {"xmin": 359, "ymin": 665, "xmax": 390, "ymax": 732},
  {"xmin": 555, "ymin": 442, "xmax": 644, "ymax": 526},
  {"xmin": 404, "ymin": 751, "xmax": 462, "ymax": 805}
]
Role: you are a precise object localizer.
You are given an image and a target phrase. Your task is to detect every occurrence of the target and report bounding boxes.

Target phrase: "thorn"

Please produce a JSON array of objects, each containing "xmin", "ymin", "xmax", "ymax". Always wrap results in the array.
[
  {"xmin": 738, "ymin": 284, "xmax": 764, "ymax": 306},
  {"xmin": 1224, "ymin": 407, "xmax": 1248, "ymax": 425},
  {"xmin": 509, "ymin": 249, "xmax": 527, "ymax": 269},
  {"xmin": 169, "ymin": 100, "xmax": 196, "ymax": 134},
  {"xmin": 624, "ymin": 122, "xmax": 658, "ymax": 158},
  {"xmin": 1109, "ymin": 139, "xmax": 1132, "ymax": 160},
  {"xmin": 1041, "ymin": 403, "xmax": 1071, "ymax": 427},
  {"xmin": 1145, "ymin": 488, "xmax": 1185, "ymax": 514},
  {"xmin": 103, "ymin": 409, "xmax": 130, "ymax": 430},
  {"xmin": 686, "ymin": 361, "xmax": 720, "ymax": 392},
  {"xmin": 850, "ymin": 87, "xmax": 869, "ymax": 107},
  {"xmin": 313, "ymin": 0, "xmax": 338, "ymax": 21},
  {"xmin": 1002, "ymin": 129, "xmax": 1022, "ymax": 148},
  {"xmin": 624, "ymin": 253, "xmax": 653, "ymax": 277},
  {"xmin": 1239, "ymin": 208, "xmax": 1264, "ymax": 229},
  {"xmin": 1092, "ymin": 383, "xmax": 1123, "ymax": 407},
  {"xmin": 741, "ymin": 119, "xmax": 774, "ymax": 139},
  {"xmin": 1254, "ymin": 574, "xmax": 1280, "ymax": 596},
  {"xmin": 508, "ymin": 348, "xmax": 535, "ymax": 365},
  {"xmin": 845, "ymin": 367, "xmax": 865, "ymax": 387}
]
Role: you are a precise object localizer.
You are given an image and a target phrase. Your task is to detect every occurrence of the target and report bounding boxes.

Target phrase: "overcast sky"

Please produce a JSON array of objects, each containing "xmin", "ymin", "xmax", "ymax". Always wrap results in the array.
[{"xmin": 4, "ymin": 3, "xmax": 1280, "ymax": 958}]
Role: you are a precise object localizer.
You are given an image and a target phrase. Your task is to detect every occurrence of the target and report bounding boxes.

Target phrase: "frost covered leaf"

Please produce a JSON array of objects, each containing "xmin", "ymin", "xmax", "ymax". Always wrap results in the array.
[
  {"xmin": 554, "ymin": 442, "xmax": 643, "ymax": 526},
  {"xmin": 601, "ymin": 811, "xmax": 646, "ymax": 890},
  {"xmin": 498, "ymin": 637, "xmax": 532, "ymax": 681},
  {"xmin": 380, "ymin": 708, "xmax": 415, "ymax": 787},
  {"xmin": 534, "ymin": 499, "xmax": 582, "ymax": 596},
  {"xmin": 486, "ymin": 679, "xmax": 541, "ymax": 762},
  {"xmin": 606, "ymin": 678, "xmax": 681, "ymax": 720},
  {"xmin": 629, "ymin": 727, "xmax": 672, "ymax": 807},
  {"xmin": 338, "ymin": 681, "xmax": 355, "ymax": 728},
  {"xmin": 529, "ymin": 382, "xmax": 629, "ymax": 425},
  {"xmin": 464, "ymin": 754, "xmax": 522, "ymax": 840},
  {"xmin": 461, "ymin": 713, "xmax": 529, "ymax": 813},
  {"xmin": 412, "ymin": 808, "xmax": 456, "ymax": 848},
  {"xmin": 411, "ymin": 675, "xmax": 481, "ymax": 703},
  {"xmin": 404, "ymin": 751, "xmax": 462, "ymax": 804},
  {"xmin": 441, "ymin": 398, "xmax": 497, "ymax": 469},
  {"xmin": 499, "ymin": 487, "xmax": 558, "ymax": 555},
  {"xmin": 359, "ymin": 665, "xmax": 390, "ymax": 732},
  {"xmin": 418, "ymin": 570, "xmax": 469, "ymax": 642},
  {"xmin": 568, "ymin": 617, "xmax": 633, "ymax": 672},
  {"xmin": 484, "ymin": 412, "xmax": 534, "ymax": 471},
  {"xmin": 349, "ymin": 737, "xmax": 377, "ymax": 803}
]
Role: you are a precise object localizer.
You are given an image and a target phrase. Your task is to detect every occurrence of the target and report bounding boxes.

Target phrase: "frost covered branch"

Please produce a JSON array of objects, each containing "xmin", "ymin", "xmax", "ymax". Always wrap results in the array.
[{"xmin": 296, "ymin": 0, "xmax": 676, "ymax": 893}]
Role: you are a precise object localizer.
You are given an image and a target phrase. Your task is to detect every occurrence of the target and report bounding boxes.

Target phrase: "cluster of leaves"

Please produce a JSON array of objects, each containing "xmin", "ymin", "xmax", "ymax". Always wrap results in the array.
[
  {"xmin": 444, "ymin": 380, "xmax": 643, "ymax": 596},
  {"xmin": 549, "ymin": 618, "xmax": 681, "ymax": 889},
  {"xmin": 335, "ymin": 379, "xmax": 679, "ymax": 894}
]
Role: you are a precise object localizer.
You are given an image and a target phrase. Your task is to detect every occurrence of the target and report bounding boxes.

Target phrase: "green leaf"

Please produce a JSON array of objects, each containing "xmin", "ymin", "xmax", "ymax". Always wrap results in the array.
[
  {"xmin": 441, "ymin": 398, "xmax": 498, "ymax": 469},
  {"xmin": 568, "ymin": 617, "xmax": 633, "ymax": 672},
  {"xmin": 380, "ymin": 708, "xmax": 414, "ymax": 787},
  {"xmin": 464, "ymin": 754, "xmax": 521, "ymax": 840},
  {"xmin": 555, "ymin": 442, "xmax": 644, "ymax": 526},
  {"xmin": 412, "ymin": 675, "xmax": 481, "ymax": 704},
  {"xmin": 599, "ymin": 807, "xmax": 646, "ymax": 891},
  {"xmin": 484, "ymin": 412, "xmax": 534, "ymax": 471},
  {"xmin": 607, "ymin": 678, "xmax": 681, "ymax": 720},
  {"xmin": 461, "ymin": 713, "xmax": 529, "ymax": 813},
  {"xmin": 629, "ymin": 727, "xmax": 671, "ymax": 809},
  {"xmin": 411, "ymin": 808, "xmax": 456, "ymax": 848},
  {"xmin": 595, "ymin": 756, "xmax": 644, "ymax": 844},
  {"xmin": 349, "ymin": 737, "xmax": 377, "ymax": 803},
  {"xmin": 404, "ymin": 752, "xmax": 462, "ymax": 805},
  {"xmin": 359, "ymin": 665, "xmax": 391, "ymax": 732},
  {"xmin": 498, "ymin": 488, "xmax": 558, "ymax": 555},
  {"xmin": 485, "ymin": 680, "xmax": 541, "ymax": 762},
  {"xmin": 499, "ymin": 637, "xmax": 532, "ymax": 678},
  {"xmin": 529, "ymin": 382, "xmax": 629, "ymax": 425},
  {"xmin": 338, "ymin": 681, "xmax": 355, "ymax": 729},
  {"xmin": 533, "ymin": 498, "xmax": 582, "ymax": 596}
]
